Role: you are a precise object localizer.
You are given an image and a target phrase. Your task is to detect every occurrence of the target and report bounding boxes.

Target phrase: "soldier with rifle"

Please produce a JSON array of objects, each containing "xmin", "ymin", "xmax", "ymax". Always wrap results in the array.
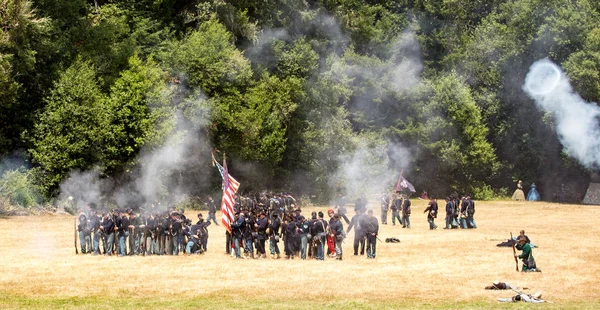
[
  {"xmin": 379, "ymin": 193, "xmax": 389, "ymax": 225},
  {"xmin": 424, "ymin": 196, "xmax": 438, "ymax": 230},
  {"xmin": 88, "ymin": 209, "xmax": 102, "ymax": 255},
  {"xmin": 311, "ymin": 211, "xmax": 328, "ymax": 261},
  {"xmin": 196, "ymin": 213, "xmax": 211, "ymax": 252},
  {"xmin": 390, "ymin": 192, "xmax": 402, "ymax": 226},
  {"xmin": 347, "ymin": 209, "xmax": 366, "ymax": 256},
  {"xmin": 169, "ymin": 211, "xmax": 183, "ymax": 255},
  {"xmin": 401, "ymin": 195, "xmax": 412, "ymax": 228},
  {"xmin": 99, "ymin": 211, "xmax": 115, "ymax": 256},
  {"xmin": 364, "ymin": 209, "xmax": 379, "ymax": 259},
  {"xmin": 117, "ymin": 210, "xmax": 129, "ymax": 256},
  {"xmin": 77, "ymin": 210, "xmax": 90, "ymax": 254},
  {"xmin": 206, "ymin": 196, "xmax": 219, "ymax": 226},
  {"xmin": 268, "ymin": 213, "xmax": 281, "ymax": 259},
  {"xmin": 254, "ymin": 212, "xmax": 268, "ymax": 259},
  {"xmin": 243, "ymin": 211, "xmax": 256, "ymax": 259}
]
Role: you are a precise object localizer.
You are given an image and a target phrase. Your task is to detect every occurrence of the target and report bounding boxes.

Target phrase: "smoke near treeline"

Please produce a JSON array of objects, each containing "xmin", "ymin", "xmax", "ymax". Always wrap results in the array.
[{"xmin": 1, "ymin": 1, "xmax": 598, "ymax": 207}]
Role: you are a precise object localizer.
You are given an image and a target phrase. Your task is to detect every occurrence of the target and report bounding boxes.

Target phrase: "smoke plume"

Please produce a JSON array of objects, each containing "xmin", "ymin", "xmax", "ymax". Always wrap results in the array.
[{"xmin": 523, "ymin": 58, "xmax": 600, "ymax": 169}]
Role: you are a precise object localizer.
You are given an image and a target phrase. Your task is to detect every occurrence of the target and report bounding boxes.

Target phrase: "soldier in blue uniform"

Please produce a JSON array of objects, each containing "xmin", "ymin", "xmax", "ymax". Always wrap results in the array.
[{"xmin": 364, "ymin": 209, "xmax": 379, "ymax": 258}]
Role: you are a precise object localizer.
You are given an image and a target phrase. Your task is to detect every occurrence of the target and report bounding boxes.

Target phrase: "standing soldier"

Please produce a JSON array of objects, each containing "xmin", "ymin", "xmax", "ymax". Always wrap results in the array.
[
  {"xmin": 326, "ymin": 209, "xmax": 336, "ymax": 257},
  {"xmin": 171, "ymin": 212, "xmax": 183, "ymax": 255},
  {"xmin": 466, "ymin": 195, "xmax": 477, "ymax": 229},
  {"xmin": 231, "ymin": 212, "xmax": 245, "ymax": 259},
  {"xmin": 243, "ymin": 211, "xmax": 256, "ymax": 259},
  {"xmin": 347, "ymin": 209, "xmax": 366, "ymax": 256},
  {"xmin": 206, "ymin": 196, "xmax": 219, "ymax": 226},
  {"xmin": 401, "ymin": 195, "xmax": 412, "ymax": 228},
  {"xmin": 255, "ymin": 212, "xmax": 268, "ymax": 259},
  {"xmin": 88, "ymin": 209, "xmax": 101, "ymax": 255},
  {"xmin": 268, "ymin": 214, "xmax": 281, "ymax": 259},
  {"xmin": 424, "ymin": 196, "xmax": 438, "ymax": 230},
  {"xmin": 391, "ymin": 193, "xmax": 402, "ymax": 226},
  {"xmin": 77, "ymin": 210, "xmax": 90, "ymax": 254},
  {"xmin": 380, "ymin": 193, "xmax": 389, "ymax": 225},
  {"xmin": 364, "ymin": 209, "xmax": 379, "ymax": 259},
  {"xmin": 99, "ymin": 211, "xmax": 115, "ymax": 256},
  {"xmin": 311, "ymin": 211, "xmax": 328, "ymax": 261},
  {"xmin": 117, "ymin": 210, "xmax": 130, "ymax": 257},
  {"xmin": 196, "ymin": 213, "xmax": 211, "ymax": 252},
  {"xmin": 330, "ymin": 214, "xmax": 345, "ymax": 260},
  {"xmin": 298, "ymin": 216, "xmax": 310, "ymax": 260},
  {"xmin": 444, "ymin": 197, "xmax": 453, "ymax": 229}
]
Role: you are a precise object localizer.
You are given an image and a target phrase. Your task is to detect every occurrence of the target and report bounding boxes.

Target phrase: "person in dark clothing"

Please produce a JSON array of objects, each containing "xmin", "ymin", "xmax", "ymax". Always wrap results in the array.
[
  {"xmin": 364, "ymin": 209, "xmax": 379, "ymax": 258},
  {"xmin": 77, "ymin": 211, "xmax": 90, "ymax": 254},
  {"xmin": 401, "ymin": 196, "xmax": 411, "ymax": 228},
  {"xmin": 424, "ymin": 197, "xmax": 438, "ymax": 230},
  {"xmin": 196, "ymin": 213, "xmax": 211, "ymax": 252},
  {"xmin": 284, "ymin": 215, "xmax": 297, "ymax": 259},
  {"xmin": 243, "ymin": 211, "xmax": 256, "ymax": 259},
  {"xmin": 444, "ymin": 197, "xmax": 454, "ymax": 229},
  {"xmin": 254, "ymin": 212, "xmax": 268, "ymax": 259},
  {"xmin": 231, "ymin": 212, "xmax": 245, "ymax": 258},
  {"xmin": 311, "ymin": 211, "xmax": 328, "ymax": 261},
  {"xmin": 117, "ymin": 210, "xmax": 130, "ymax": 256},
  {"xmin": 390, "ymin": 193, "xmax": 402, "ymax": 226},
  {"xmin": 88, "ymin": 210, "xmax": 101, "ymax": 255},
  {"xmin": 380, "ymin": 193, "xmax": 389, "ymax": 224},
  {"xmin": 330, "ymin": 214, "xmax": 345, "ymax": 260},
  {"xmin": 99, "ymin": 211, "xmax": 115, "ymax": 256},
  {"xmin": 169, "ymin": 212, "xmax": 182, "ymax": 255},
  {"xmin": 206, "ymin": 196, "xmax": 219, "ymax": 225},
  {"xmin": 347, "ymin": 210, "xmax": 366, "ymax": 256},
  {"xmin": 268, "ymin": 214, "xmax": 281, "ymax": 259}
]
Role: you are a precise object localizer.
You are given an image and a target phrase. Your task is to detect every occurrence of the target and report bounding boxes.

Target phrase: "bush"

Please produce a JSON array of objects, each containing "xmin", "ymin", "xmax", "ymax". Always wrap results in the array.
[
  {"xmin": 470, "ymin": 183, "xmax": 509, "ymax": 201},
  {"xmin": 0, "ymin": 168, "xmax": 43, "ymax": 208}
]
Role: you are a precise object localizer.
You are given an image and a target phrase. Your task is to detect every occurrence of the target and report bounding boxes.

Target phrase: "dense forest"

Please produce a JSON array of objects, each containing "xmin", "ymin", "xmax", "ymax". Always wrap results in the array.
[{"xmin": 1, "ymin": 0, "xmax": 599, "ymax": 208}]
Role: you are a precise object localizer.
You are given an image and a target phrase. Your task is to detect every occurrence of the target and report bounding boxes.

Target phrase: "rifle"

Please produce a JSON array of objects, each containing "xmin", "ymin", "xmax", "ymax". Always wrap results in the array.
[
  {"xmin": 74, "ymin": 217, "xmax": 78, "ymax": 254},
  {"xmin": 511, "ymin": 232, "xmax": 518, "ymax": 272}
]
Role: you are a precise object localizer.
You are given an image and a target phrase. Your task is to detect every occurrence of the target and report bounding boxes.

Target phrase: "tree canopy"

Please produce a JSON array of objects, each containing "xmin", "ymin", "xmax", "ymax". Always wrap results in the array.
[{"xmin": 1, "ymin": 0, "xmax": 597, "ymax": 203}]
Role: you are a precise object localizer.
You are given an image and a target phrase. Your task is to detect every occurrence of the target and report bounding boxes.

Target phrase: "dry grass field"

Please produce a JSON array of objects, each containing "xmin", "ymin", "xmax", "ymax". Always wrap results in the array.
[{"xmin": 1, "ymin": 200, "xmax": 600, "ymax": 309}]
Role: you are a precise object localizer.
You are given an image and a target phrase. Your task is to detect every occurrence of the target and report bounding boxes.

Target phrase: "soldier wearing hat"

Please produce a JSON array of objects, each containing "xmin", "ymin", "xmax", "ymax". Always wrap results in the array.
[
  {"xmin": 117, "ymin": 209, "xmax": 130, "ymax": 256},
  {"xmin": 206, "ymin": 196, "xmax": 219, "ymax": 225},
  {"xmin": 195, "ymin": 213, "xmax": 211, "ymax": 252},
  {"xmin": 347, "ymin": 209, "xmax": 366, "ymax": 256},
  {"xmin": 379, "ymin": 193, "xmax": 390, "ymax": 224},
  {"xmin": 390, "ymin": 192, "xmax": 402, "ymax": 226},
  {"xmin": 330, "ymin": 213, "xmax": 345, "ymax": 260},
  {"xmin": 254, "ymin": 212, "xmax": 268, "ymax": 259},
  {"xmin": 311, "ymin": 211, "xmax": 328, "ymax": 260},
  {"xmin": 515, "ymin": 236, "xmax": 537, "ymax": 272},
  {"xmin": 77, "ymin": 210, "xmax": 90, "ymax": 254},
  {"xmin": 364, "ymin": 209, "xmax": 379, "ymax": 258},
  {"xmin": 268, "ymin": 213, "xmax": 281, "ymax": 259},
  {"xmin": 231, "ymin": 212, "xmax": 245, "ymax": 258},
  {"xmin": 99, "ymin": 211, "xmax": 115, "ymax": 255},
  {"xmin": 169, "ymin": 211, "xmax": 182, "ymax": 255}
]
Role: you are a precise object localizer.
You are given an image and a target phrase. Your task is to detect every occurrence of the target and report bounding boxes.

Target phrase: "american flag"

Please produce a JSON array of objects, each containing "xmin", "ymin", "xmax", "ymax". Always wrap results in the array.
[{"xmin": 212, "ymin": 153, "xmax": 240, "ymax": 233}]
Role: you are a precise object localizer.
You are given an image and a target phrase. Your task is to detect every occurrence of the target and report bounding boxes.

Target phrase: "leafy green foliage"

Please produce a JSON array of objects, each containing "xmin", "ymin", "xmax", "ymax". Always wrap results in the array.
[
  {"xmin": 1, "ymin": 0, "xmax": 598, "ymax": 205},
  {"xmin": 0, "ymin": 167, "xmax": 42, "ymax": 208}
]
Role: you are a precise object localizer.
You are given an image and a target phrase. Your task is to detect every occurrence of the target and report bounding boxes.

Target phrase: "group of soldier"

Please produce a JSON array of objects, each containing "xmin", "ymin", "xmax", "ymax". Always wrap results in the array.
[
  {"xmin": 224, "ymin": 192, "xmax": 380, "ymax": 260},
  {"xmin": 75, "ymin": 190, "xmax": 478, "ymax": 259},
  {"xmin": 378, "ymin": 192, "xmax": 477, "ymax": 230},
  {"xmin": 75, "ymin": 197, "xmax": 220, "ymax": 256}
]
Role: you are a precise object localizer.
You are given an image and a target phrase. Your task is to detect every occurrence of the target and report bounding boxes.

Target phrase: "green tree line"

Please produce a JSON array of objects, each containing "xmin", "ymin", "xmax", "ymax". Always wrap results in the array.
[{"xmin": 1, "ymin": 0, "xmax": 597, "ymax": 206}]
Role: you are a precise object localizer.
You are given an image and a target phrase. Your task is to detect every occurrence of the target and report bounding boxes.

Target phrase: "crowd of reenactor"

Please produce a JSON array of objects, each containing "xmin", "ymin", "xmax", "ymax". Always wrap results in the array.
[
  {"xmin": 75, "ymin": 197, "xmax": 220, "ymax": 256},
  {"xmin": 224, "ymin": 192, "xmax": 380, "ymax": 260},
  {"xmin": 378, "ymin": 192, "xmax": 477, "ymax": 230}
]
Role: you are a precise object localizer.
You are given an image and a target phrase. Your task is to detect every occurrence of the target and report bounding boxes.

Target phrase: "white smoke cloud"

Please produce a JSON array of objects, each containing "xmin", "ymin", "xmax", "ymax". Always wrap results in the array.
[
  {"xmin": 523, "ymin": 58, "xmax": 600, "ymax": 168},
  {"xmin": 58, "ymin": 88, "xmax": 213, "ymax": 210},
  {"xmin": 330, "ymin": 135, "xmax": 412, "ymax": 203}
]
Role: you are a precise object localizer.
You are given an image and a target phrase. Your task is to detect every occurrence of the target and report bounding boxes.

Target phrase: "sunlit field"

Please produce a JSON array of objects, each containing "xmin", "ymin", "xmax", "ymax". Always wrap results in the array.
[{"xmin": 1, "ymin": 200, "xmax": 599, "ymax": 309}]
